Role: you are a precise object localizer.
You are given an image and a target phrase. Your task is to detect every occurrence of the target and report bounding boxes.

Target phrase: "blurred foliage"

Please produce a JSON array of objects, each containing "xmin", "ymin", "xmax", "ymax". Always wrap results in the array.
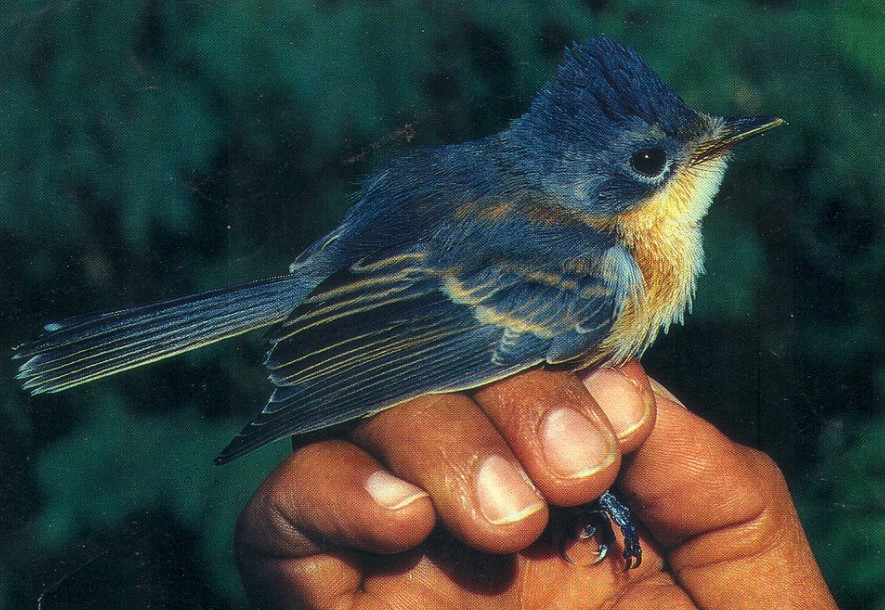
[
  {"xmin": 0, "ymin": 0, "xmax": 881, "ymax": 608},
  {"xmin": 31, "ymin": 388, "xmax": 287, "ymax": 603},
  {"xmin": 799, "ymin": 413, "xmax": 885, "ymax": 609}
]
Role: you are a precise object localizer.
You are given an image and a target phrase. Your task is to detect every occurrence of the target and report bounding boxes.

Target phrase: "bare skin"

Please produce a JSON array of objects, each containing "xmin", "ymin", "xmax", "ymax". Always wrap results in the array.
[{"xmin": 235, "ymin": 362, "xmax": 838, "ymax": 609}]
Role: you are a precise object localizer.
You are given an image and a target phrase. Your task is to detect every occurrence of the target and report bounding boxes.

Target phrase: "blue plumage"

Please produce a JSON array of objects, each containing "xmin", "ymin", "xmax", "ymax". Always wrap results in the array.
[{"xmin": 14, "ymin": 37, "xmax": 782, "ymax": 472}]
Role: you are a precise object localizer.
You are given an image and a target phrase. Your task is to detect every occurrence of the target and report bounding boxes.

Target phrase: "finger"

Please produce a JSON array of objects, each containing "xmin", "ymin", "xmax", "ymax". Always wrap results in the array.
[
  {"xmin": 621, "ymin": 382, "xmax": 838, "ymax": 610},
  {"xmin": 351, "ymin": 392, "xmax": 549, "ymax": 554},
  {"xmin": 471, "ymin": 365, "xmax": 653, "ymax": 507},
  {"xmin": 235, "ymin": 440, "xmax": 434, "ymax": 608},
  {"xmin": 582, "ymin": 361, "xmax": 656, "ymax": 453},
  {"xmin": 237, "ymin": 440, "xmax": 434, "ymax": 556},
  {"xmin": 610, "ymin": 573, "xmax": 700, "ymax": 610}
]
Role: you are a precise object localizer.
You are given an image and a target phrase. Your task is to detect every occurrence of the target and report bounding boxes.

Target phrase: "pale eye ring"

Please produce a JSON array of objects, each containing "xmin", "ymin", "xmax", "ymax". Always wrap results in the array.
[{"xmin": 630, "ymin": 147, "xmax": 668, "ymax": 179}]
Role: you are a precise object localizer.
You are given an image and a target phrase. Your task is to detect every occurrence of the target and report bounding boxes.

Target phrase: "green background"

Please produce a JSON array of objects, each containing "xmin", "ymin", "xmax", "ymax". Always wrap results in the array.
[{"xmin": 1, "ymin": 1, "xmax": 882, "ymax": 608}]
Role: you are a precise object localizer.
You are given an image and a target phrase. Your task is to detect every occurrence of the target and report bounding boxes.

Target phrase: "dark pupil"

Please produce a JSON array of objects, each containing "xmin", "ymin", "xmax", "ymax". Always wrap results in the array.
[{"xmin": 631, "ymin": 148, "xmax": 667, "ymax": 177}]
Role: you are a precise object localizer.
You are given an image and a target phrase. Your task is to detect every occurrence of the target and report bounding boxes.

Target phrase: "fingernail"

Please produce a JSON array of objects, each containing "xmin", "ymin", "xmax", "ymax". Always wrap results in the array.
[
  {"xmin": 540, "ymin": 407, "xmax": 616, "ymax": 479},
  {"xmin": 649, "ymin": 378, "xmax": 685, "ymax": 407},
  {"xmin": 583, "ymin": 368, "xmax": 648, "ymax": 439},
  {"xmin": 365, "ymin": 471, "xmax": 429, "ymax": 510},
  {"xmin": 475, "ymin": 455, "xmax": 544, "ymax": 525}
]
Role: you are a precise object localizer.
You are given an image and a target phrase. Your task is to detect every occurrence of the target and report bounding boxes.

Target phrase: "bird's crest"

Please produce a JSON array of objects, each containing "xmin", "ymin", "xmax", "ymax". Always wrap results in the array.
[{"xmin": 519, "ymin": 37, "xmax": 701, "ymax": 140}]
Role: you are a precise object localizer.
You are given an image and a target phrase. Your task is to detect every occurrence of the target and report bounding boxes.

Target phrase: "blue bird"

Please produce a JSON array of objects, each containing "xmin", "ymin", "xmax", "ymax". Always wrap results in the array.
[{"xmin": 14, "ymin": 37, "xmax": 782, "ymax": 568}]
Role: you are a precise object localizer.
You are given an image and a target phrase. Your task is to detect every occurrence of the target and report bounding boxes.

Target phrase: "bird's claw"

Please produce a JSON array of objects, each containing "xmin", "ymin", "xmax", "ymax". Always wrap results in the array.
[
  {"xmin": 591, "ymin": 543, "xmax": 608, "ymax": 565},
  {"xmin": 578, "ymin": 523, "xmax": 597, "ymax": 539},
  {"xmin": 558, "ymin": 490, "xmax": 642, "ymax": 570}
]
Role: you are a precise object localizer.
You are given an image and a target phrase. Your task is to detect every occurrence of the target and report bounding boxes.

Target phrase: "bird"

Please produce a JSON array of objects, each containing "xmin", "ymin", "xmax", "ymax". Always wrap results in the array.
[{"xmin": 14, "ymin": 37, "xmax": 782, "ymax": 568}]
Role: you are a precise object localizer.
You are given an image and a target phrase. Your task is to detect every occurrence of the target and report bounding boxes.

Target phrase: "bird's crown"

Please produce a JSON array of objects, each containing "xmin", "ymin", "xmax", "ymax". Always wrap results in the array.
[{"xmin": 516, "ymin": 37, "xmax": 702, "ymax": 143}]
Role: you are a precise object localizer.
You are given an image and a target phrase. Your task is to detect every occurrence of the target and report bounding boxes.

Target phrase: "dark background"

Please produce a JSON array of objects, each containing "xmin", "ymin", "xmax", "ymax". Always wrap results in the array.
[{"xmin": 1, "ymin": 1, "xmax": 882, "ymax": 608}]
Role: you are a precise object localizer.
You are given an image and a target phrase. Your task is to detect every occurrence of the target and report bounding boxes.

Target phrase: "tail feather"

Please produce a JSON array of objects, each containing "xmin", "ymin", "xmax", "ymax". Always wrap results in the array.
[{"xmin": 14, "ymin": 275, "xmax": 304, "ymax": 394}]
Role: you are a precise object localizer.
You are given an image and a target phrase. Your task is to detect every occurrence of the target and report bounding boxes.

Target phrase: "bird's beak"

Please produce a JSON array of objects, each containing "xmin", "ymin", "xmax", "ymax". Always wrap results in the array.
[
  {"xmin": 720, "ymin": 116, "xmax": 786, "ymax": 146},
  {"xmin": 693, "ymin": 116, "xmax": 785, "ymax": 163}
]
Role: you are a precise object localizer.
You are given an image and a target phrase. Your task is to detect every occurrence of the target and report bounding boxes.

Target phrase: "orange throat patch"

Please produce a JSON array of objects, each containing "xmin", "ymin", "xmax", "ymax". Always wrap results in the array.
[{"xmin": 598, "ymin": 158, "xmax": 728, "ymax": 364}]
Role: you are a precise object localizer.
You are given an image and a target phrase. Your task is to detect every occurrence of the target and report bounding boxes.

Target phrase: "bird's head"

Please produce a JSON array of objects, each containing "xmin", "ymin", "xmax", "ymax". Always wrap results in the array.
[{"xmin": 506, "ymin": 37, "xmax": 783, "ymax": 226}]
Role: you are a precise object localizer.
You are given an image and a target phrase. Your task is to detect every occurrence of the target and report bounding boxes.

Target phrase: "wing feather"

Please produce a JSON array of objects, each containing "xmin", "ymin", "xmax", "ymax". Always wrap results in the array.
[{"xmin": 216, "ymin": 240, "xmax": 636, "ymax": 464}]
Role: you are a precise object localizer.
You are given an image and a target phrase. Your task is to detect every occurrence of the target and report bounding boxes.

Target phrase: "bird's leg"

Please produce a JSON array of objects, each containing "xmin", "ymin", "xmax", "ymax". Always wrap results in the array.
[
  {"xmin": 559, "ymin": 489, "xmax": 642, "ymax": 570},
  {"xmin": 597, "ymin": 490, "xmax": 642, "ymax": 569}
]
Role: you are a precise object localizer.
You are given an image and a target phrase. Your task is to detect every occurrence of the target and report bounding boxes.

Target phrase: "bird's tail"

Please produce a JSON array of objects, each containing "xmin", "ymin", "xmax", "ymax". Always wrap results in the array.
[{"xmin": 14, "ymin": 275, "xmax": 305, "ymax": 395}]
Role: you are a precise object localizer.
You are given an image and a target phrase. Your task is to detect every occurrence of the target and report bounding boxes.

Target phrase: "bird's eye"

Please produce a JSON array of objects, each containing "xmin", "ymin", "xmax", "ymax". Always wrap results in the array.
[{"xmin": 630, "ymin": 147, "xmax": 668, "ymax": 179}]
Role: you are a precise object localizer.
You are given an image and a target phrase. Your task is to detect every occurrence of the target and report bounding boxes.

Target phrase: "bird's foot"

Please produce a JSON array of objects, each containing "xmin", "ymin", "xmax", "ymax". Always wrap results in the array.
[{"xmin": 559, "ymin": 489, "xmax": 642, "ymax": 570}]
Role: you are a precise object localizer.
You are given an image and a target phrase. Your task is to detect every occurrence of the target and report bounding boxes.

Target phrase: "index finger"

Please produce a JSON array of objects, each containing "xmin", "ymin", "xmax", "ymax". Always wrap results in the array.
[{"xmin": 620, "ymin": 381, "xmax": 838, "ymax": 610}]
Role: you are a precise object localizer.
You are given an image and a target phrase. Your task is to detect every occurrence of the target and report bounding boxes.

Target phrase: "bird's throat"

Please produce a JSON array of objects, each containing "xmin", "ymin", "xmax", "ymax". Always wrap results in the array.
[{"xmin": 598, "ymin": 159, "xmax": 727, "ymax": 362}]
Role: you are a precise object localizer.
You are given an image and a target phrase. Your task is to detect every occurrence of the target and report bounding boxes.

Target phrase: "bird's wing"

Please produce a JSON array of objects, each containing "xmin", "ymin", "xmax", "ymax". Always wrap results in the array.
[{"xmin": 215, "ymin": 243, "xmax": 638, "ymax": 463}]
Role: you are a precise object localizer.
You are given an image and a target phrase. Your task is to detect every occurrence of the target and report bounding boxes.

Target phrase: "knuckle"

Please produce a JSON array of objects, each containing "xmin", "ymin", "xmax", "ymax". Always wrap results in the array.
[
  {"xmin": 724, "ymin": 446, "xmax": 794, "ymax": 545},
  {"xmin": 741, "ymin": 446, "xmax": 791, "ymax": 505}
]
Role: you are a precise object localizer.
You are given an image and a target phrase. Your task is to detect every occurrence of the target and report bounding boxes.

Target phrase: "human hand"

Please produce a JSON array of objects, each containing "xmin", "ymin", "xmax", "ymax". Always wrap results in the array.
[{"xmin": 234, "ymin": 363, "xmax": 838, "ymax": 609}]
